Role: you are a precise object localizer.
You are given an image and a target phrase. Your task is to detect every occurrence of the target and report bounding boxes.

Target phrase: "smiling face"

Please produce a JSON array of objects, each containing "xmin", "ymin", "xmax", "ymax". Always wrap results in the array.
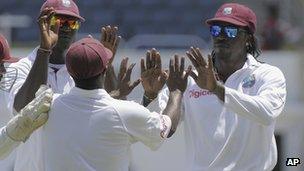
[{"xmin": 211, "ymin": 21, "xmax": 248, "ymax": 61}]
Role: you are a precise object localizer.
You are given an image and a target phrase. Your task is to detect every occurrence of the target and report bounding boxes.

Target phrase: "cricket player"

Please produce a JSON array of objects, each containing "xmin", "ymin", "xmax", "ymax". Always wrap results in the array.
[
  {"xmin": 142, "ymin": 3, "xmax": 286, "ymax": 171},
  {"xmin": 38, "ymin": 37, "xmax": 188, "ymax": 171},
  {"xmin": 0, "ymin": 35, "xmax": 53, "ymax": 160},
  {"xmin": 8, "ymin": 0, "xmax": 84, "ymax": 170}
]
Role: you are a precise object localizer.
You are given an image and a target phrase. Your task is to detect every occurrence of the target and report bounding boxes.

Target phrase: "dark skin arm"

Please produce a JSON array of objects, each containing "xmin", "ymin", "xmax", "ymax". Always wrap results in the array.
[
  {"xmin": 186, "ymin": 47, "xmax": 225, "ymax": 101},
  {"xmin": 13, "ymin": 8, "xmax": 59, "ymax": 112},
  {"xmin": 162, "ymin": 55, "xmax": 190, "ymax": 137}
]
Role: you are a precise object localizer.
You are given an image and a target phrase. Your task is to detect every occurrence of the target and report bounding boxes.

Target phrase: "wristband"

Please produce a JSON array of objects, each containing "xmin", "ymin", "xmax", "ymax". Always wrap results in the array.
[
  {"xmin": 38, "ymin": 47, "xmax": 52, "ymax": 54},
  {"xmin": 143, "ymin": 93, "xmax": 157, "ymax": 101}
]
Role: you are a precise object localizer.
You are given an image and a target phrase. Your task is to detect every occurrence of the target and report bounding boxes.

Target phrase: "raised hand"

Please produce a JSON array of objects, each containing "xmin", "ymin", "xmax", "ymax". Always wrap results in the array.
[
  {"xmin": 38, "ymin": 7, "xmax": 59, "ymax": 50},
  {"xmin": 141, "ymin": 48, "xmax": 168, "ymax": 99},
  {"xmin": 167, "ymin": 55, "xmax": 191, "ymax": 92},
  {"xmin": 100, "ymin": 25, "xmax": 121, "ymax": 64},
  {"xmin": 107, "ymin": 58, "xmax": 141, "ymax": 100},
  {"xmin": 186, "ymin": 47, "xmax": 217, "ymax": 91}
]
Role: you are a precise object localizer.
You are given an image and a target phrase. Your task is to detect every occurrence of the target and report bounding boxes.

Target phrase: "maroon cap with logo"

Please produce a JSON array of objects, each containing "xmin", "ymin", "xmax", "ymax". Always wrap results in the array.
[
  {"xmin": 40, "ymin": 0, "xmax": 85, "ymax": 22},
  {"xmin": 0, "ymin": 34, "xmax": 19, "ymax": 63},
  {"xmin": 66, "ymin": 37, "xmax": 112, "ymax": 79},
  {"xmin": 206, "ymin": 3, "xmax": 257, "ymax": 33}
]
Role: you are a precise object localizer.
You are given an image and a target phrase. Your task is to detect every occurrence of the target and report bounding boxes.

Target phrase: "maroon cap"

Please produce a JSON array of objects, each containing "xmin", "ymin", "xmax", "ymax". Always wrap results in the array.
[
  {"xmin": 0, "ymin": 34, "xmax": 19, "ymax": 63},
  {"xmin": 66, "ymin": 37, "xmax": 112, "ymax": 79},
  {"xmin": 40, "ymin": 0, "xmax": 85, "ymax": 22},
  {"xmin": 206, "ymin": 3, "xmax": 257, "ymax": 33}
]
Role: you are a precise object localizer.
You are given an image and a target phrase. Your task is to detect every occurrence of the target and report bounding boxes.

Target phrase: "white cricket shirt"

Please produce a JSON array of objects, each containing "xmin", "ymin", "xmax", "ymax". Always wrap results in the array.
[
  {"xmin": 148, "ymin": 54, "xmax": 286, "ymax": 171},
  {"xmin": 8, "ymin": 47, "xmax": 74, "ymax": 171},
  {"xmin": 41, "ymin": 87, "xmax": 171, "ymax": 171}
]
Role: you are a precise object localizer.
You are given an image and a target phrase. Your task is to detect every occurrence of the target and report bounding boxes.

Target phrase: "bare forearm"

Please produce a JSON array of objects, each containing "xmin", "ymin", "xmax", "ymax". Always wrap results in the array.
[
  {"xmin": 13, "ymin": 49, "xmax": 50, "ymax": 112},
  {"xmin": 212, "ymin": 81, "xmax": 225, "ymax": 102},
  {"xmin": 162, "ymin": 90, "xmax": 183, "ymax": 137}
]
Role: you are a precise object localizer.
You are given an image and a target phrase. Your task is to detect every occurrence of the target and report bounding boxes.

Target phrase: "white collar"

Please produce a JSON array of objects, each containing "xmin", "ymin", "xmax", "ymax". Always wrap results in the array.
[
  {"xmin": 28, "ymin": 47, "xmax": 68, "ymax": 73},
  {"xmin": 69, "ymin": 87, "xmax": 110, "ymax": 99},
  {"xmin": 242, "ymin": 54, "xmax": 261, "ymax": 69}
]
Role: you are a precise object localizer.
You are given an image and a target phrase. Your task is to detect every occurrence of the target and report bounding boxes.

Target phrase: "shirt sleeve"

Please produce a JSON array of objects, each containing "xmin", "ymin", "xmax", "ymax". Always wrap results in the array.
[
  {"xmin": 0, "ymin": 126, "xmax": 20, "ymax": 160},
  {"xmin": 224, "ymin": 67, "xmax": 286, "ymax": 126},
  {"xmin": 116, "ymin": 101, "xmax": 171, "ymax": 151}
]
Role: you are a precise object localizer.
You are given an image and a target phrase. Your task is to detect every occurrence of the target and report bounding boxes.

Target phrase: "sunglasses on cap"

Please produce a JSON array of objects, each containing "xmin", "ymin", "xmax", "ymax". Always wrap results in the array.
[
  {"xmin": 50, "ymin": 16, "xmax": 80, "ymax": 30},
  {"xmin": 210, "ymin": 25, "xmax": 247, "ymax": 38}
]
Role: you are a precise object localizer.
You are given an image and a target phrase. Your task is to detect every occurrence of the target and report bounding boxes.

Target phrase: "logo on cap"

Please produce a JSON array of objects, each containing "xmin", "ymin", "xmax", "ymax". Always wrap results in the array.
[
  {"xmin": 223, "ymin": 7, "xmax": 232, "ymax": 15},
  {"xmin": 62, "ymin": 0, "xmax": 71, "ymax": 7}
]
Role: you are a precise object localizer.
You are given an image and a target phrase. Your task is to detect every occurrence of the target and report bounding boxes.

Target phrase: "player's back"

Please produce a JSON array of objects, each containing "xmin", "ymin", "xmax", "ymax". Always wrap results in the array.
[{"xmin": 41, "ymin": 88, "xmax": 133, "ymax": 171}]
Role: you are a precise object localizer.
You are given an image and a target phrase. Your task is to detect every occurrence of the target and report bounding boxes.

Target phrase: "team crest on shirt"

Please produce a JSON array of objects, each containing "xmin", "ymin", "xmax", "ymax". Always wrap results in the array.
[
  {"xmin": 62, "ymin": 0, "xmax": 71, "ymax": 7},
  {"xmin": 242, "ymin": 74, "xmax": 256, "ymax": 88},
  {"xmin": 223, "ymin": 7, "xmax": 232, "ymax": 15}
]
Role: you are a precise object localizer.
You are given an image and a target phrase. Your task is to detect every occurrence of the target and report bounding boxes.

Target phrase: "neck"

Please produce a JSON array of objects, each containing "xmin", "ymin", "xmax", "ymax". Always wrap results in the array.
[
  {"xmin": 49, "ymin": 46, "xmax": 67, "ymax": 64},
  {"xmin": 74, "ymin": 74, "xmax": 104, "ymax": 90},
  {"xmin": 214, "ymin": 52, "xmax": 247, "ymax": 82}
]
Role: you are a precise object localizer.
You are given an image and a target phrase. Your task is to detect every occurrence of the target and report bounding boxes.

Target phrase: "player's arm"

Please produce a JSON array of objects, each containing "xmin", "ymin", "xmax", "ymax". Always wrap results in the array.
[
  {"xmin": 162, "ymin": 55, "xmax": 190, "ymax": 137},
  {"xmin": 13, "ymin": 7, "xmax": 59, "ymax": 112},
  {"xmin": 0, "ymin": 85, "xmax": 52, "ymax": 159}
]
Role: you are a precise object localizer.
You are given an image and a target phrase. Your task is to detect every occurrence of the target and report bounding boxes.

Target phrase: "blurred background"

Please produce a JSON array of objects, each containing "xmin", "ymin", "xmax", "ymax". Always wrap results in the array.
[{"xmin": 1, "ymin": 0, "xmax": 304, "ymax": 170}]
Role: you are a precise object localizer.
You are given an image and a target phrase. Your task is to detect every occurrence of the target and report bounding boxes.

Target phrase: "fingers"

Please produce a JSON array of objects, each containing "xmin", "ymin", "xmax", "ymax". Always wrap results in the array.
[
  {"xmin": 180, "ymin": 57, "xmax": 185, "ymax": 74},
  {"xmin": 186, "ymin": 51, "xmax": 199, "ymax": 68},
  {"xmin": 101, "ymin": 25, "xmax": 120, "ymax": 47},
  {"xmin": 130, "ymin": 78, "xmax": 141, "ymax": 90},
  {"xmin": 146, "ymin": 50, "xmax": 151, "ymax": 69},
  {"xmin": 184, "ymin": 65, "xmax": 192, "ymax": 80},
  {"xmin": 207, "ymin": 54, "xmax": 214, "ymax": 71},
  {"xmin": 125, "ymin": 63, "xmax": 136, "ymax": 81},
  {"xmin": 191, "ymin": 47, "xmax": 206, "ymax": 66},
  {"xmin": 118, "ymin": 58, "xmax": 128, "ymax": 80},
  {"xmin": 38, "ymin": 7, "xmax": 55, "ymax": 33},
  {"xmin": 140, "ymin": 58, "xmax": 146, "ymax": 73},
  {"xmin": 169, "ymin": 58, "xmax": 174, "ymax": 73},
  {"xmin": 189, "ymin": 70, "xmax": 198, "ymax": 81},
  {"xmin": 174, "ymin": 55, "xmax": 179, "ymax": 72},
  {"xmin": 155, "ymin": 51, "xmax": 161, "ymax": 69},
  {"xmin": 150, "ymin": 48, "xmax": 157, "ymax": 68},
  {"xmin": 145, "ymin": 48, "xmax": 160, "ymax": 69},
  {"xmin": 32, "ymin": 112, "xmax": 49, "ymax": 129},
  {"xmin": 53, "ymin": 19, "xmax": 60, "ymax": 35},
  {"xmin": 101, "ymin": 27, "xmax": 107, "ymax": 42}
]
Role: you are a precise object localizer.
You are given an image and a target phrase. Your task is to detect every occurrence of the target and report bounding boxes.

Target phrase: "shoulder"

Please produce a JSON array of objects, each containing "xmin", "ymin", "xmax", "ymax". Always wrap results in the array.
[
  {"xmin": 111, "ymin": 99, "xmax": 149, "ymax": 114},
  {"xmin": 256, "ymin": 63, "xmax": 285, "ymax": 82}
]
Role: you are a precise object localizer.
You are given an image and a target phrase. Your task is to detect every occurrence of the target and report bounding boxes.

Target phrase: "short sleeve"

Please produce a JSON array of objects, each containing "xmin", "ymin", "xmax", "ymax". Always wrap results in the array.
[{"xmin": 114, "ymin": 101, "xmax": 171, "ymax": 151}]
